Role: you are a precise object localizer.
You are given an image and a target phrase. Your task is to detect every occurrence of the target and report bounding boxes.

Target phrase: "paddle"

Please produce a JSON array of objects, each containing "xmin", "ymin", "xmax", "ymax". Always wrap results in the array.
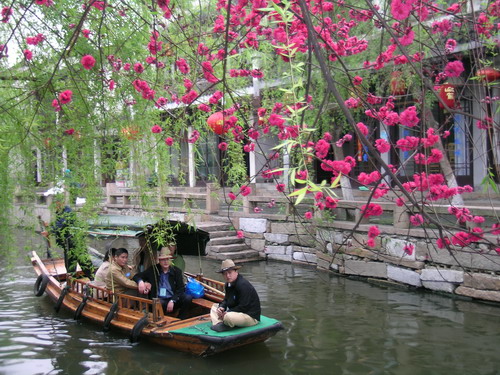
[{"xmin": 38, "ymin": 215, "xmax": 53, "ymax": 259}]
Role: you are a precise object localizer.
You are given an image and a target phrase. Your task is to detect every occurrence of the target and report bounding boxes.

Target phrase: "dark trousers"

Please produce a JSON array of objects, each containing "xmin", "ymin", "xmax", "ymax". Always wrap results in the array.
[{"xmin": 161, "ymin": 293, "xmax": 193, "ymax": 319}]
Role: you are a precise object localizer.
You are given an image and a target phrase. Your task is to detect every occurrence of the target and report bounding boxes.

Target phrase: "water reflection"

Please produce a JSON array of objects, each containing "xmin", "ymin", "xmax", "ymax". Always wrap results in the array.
[{"xmin": 2, "ymin": 230, "xmax": 500, "ymax": 374}]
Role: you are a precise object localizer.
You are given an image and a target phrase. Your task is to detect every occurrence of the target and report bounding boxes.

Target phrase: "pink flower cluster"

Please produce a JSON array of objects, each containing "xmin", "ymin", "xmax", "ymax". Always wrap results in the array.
[
  {"xmin": 366, "ymin": 225, "xmax": 380, "ymax": 247},
  {"xmin": 358, "ymin": 171, "xmax": 381, "ymax": 185},
  {"xmin": 26, "ymin": 34, "xmax": 45, "ymax": 45},
  {"xmin": 132, "ymin": 79, "xmax": 155, "ymax": 100},
  {"xmin": 360, "ymin": 203, "xmax": 383, "ymax": 218},
  {"xmin": 81, "ymin": 55, "xmax": 96, "ymax": 70}
]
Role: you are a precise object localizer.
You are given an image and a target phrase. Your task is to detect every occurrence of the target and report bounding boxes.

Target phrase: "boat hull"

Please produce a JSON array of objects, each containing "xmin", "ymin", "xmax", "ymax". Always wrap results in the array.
[{"xmin": 31, "ymin": 251, "xmax": 282, "ymax": 356}]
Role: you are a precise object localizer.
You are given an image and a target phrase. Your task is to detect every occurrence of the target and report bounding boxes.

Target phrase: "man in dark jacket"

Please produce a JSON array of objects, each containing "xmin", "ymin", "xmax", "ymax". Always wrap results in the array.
[
  {"xmin": 210, "ymin": 259, "xmax": 261, "ymax": 332},
  {"xmin": 133, "ymin": 247, "xmax": 192, "ymax": 319}
]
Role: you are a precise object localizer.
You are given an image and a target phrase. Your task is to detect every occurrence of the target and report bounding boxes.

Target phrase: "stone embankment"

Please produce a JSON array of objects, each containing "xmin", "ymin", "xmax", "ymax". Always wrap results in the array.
[{"xmin": 236, "ymin": 216, "xmax": 500, "ymax": 305}]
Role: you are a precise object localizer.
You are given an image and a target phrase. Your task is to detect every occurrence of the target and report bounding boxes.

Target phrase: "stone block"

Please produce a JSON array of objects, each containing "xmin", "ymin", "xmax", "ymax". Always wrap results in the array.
[
  {"xmin": 264, "ymin": 245, "xmax": 286, "ymax": 255},
  {"xmin": 385, "ymin": 237, "xmax": 416, "ymax": 261},
  {"xmin": 293, "ymin": 251, "xmax": 317, "ymax": 264},
  {"xmin": 455, "ymin": 286, "xmax": 500, "ymax": 302},
  {"xmin": 416, "ymin": 242, "xmax": 472, "ymax": 267},
  {"xmin": 264, "ymin": 233, "xmax": 289, "ymax": 244},
  {"xmin": 267, "ymin": 254, "xmax": 292, "ymax": 262},
  {"xmin": 240, "ymin": 218, "xmax": 267, "ymax": 233},
  {"xmin": 387, "ymin": 265, "xmax": 422, "ymax": 287},
  {"xmin": 250, "ymin": 239, "xmax": 266, "ymax": 251},
  {"xmin": 463, "ymin": 273, "xmax": 500, "ymax": 291},
  {"xmin": 289, "ymin": 234, "xmax": 316, "ymax": 247},
  {"xmin": 420, "ymin": 268, "xmax": 464, "ymax": 283},
  {"xmin": 290, "ymin": 245, "xmax": 316, "ymax": 254},
  {"xmin": 344, "ymin": 260, "xmax": 387, "ymax": 278},
  {"xmin": 470, "ymin": 251, "xmax": 500, "ymax": 272},
  {"xmin": 245, "ymin": 232, "xmax": 264, "ymax": 239},
  {"xmin": 316, "ymin": 251, "xmax": 342, "ymax": 272},
  {"xmin": 420, "ymin": 267, "xmax": 463, "ymax": 293},
  {"xmin": 271, "ymin": 222, "xmax": 311, "ymax": 234},
  {"xmin": 316, "ymin": 229, "xmax": 336, "ymax": 243}
]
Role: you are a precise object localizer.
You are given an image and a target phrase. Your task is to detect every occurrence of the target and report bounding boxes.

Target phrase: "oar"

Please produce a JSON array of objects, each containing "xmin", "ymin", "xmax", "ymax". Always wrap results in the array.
[
  {"xmin": 38, "ymin": 215, "xmax": 53, "ymax": 259},
  {"xmin": 197, "ymin": 280, "xmax": 225, "ymax": 296}
]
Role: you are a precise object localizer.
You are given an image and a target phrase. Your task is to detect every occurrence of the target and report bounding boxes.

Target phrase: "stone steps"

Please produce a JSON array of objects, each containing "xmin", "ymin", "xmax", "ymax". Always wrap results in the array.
[
  {"xmin": 199, "ymin": 220, "xmax": 260, "ymax": 261},
  {"xmin": 206, "ymin": 243, "xmax": 249, "ymax": 253}
]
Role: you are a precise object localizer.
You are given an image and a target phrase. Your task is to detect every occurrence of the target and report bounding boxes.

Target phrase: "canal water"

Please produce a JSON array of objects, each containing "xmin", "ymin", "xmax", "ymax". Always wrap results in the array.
[{"xmin": 1, "ymin": 230, "xmax": 500, "ymax": 374}]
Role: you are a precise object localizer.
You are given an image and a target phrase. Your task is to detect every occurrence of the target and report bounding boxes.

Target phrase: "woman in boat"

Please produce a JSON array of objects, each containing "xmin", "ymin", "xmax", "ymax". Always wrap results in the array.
[
  {"xmin": 105, "ymin": 248, "xmax": 145, "ymax": 296},
  {"xmin": 93, "ymin": 247, "xmax": 116, "ymax": 287}
]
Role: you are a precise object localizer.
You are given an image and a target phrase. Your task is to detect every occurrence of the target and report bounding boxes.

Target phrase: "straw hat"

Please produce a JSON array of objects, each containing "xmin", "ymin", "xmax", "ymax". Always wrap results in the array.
[
  {"xmin": 216, "ymin": 259, "xmax": 241, "ymax": 273},
  {"xmin": 158, "ymin": 247, "xmax": 175, "ymax": 260}
]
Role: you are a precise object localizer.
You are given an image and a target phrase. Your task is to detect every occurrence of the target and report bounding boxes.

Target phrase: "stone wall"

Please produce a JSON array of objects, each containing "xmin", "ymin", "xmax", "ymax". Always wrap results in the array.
[{"xmin": 236, "ymin": 216, "xmax": 500, "ymax": 304}]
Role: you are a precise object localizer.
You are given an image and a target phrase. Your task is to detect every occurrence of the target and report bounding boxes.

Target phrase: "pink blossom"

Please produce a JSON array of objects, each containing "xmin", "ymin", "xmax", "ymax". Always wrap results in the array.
[
  {"xmin": 276, "ymin": 183, "xmax": 285, "ymax": 192},
  {"xmin": 367, "ymin": 238, "xmax": 376, "ymax": 248},
  {"xmin": 410, "ymin": 214, "xmax": 424, "ymax": 226},
  {"xmin": 151, "ymin": 124, "xmax": 162, "ymax": 133},
  {"xmin": 236, "ymin": 230, "xmax": 244, "ymax": 239},
  {"xmin": 315, "ymin": 139, "xmax": 330, "ymax": 159},
  {"xmin": 81, "ymin": 54, "xmax": 96, "ymax": 70},
  {"xmin": 124, "ymin": 63, "xmax": 131, "ymax": 71},
  {"xmin": 304, "ymin": 211, "xmax": 313, "ymax": 219},
  {"xmin": 436, "ymin": 237, "xmax": 451, "ymax": 249},
  {"xmin": 399, "ymin": 106, "xmax": 420, "ymax": 127},
  {"xmin": 353, "ymin": 76, "xmax": 363, "ymax": 85},
  {"xmin": 492, "ymin": 223, "xmax": 500, "ymax": 235},
  {"xmin": 109, "ymin": 80, "xmax": 115, "ymax": 91},
  {"xmin": 51, "ymin": 99, "xmax": 61, "ymax": 112},
  {"xmin": 188, "ymin": 130, "xmax": 200, "ymax": 144},
  {"xmin": 198, "ymin": 104, "xmax": 211, "ymax": 112},
  {"xmin": 218, "ymin": 142, "xmax": 228, "ymax": 151},
  {"xmin": 368, "ymin": 225, "xmax": 380, "ymax": 238},
  {"xmin": 240, "ymin": 185, "xmax": 252, "ymax": 196},
  {"xmin": 253, "ymin": 207, "xmax": 262, "ymax": 213},
  {"xmin": 58, "ymin": 90, "xmax": 73, "ymax": 104},
  {"xmin": 23, "ymin": 49, "xmax": 33, "ymax": 60},
  {"xmin": 82, "ymin": 29, "xmax": 91, "ymax": 38},
  {"xmin": 134, "ymin": 63, "xmax": 144, "ymax": 73},
  {"xmin": 164, "ymin": 137, "xmax": 174, "ymax": 146},
  {"xmin": 396, "ymin": 197, "xmax": 405, "ymax": 207},
  {"xmin": 64, "ymin": 128, "xmax": 75, "ymax": 135},
  {"xmin": 444, "ymin": 60, "xmax": 464, "ymax": 77},
  {"xmin": 403, "ymin": 243, "xmax": 414, "ymax": 255},
  {"xmin": 1, "ymin": 6, "xmax": 13, "ymax": 23},
  {"xmin": 360, "ymin": 203, "xmax": 383, "ymax": 218},
  {"xmin": 228, "ymin": 192, "xmax": 237, "ymax": 201},
  {"xmin": 356, "ymin": 122, "xmax": 369, "ymax": 136},
  {"xmin": 391, "ymin": 0, "xmax": 413, "ymax": 20},
  {"xmin": 176, "ymin": 58, "xmax": 190, "ymax": 74},
  {"xmin": 358, "ymin": 171, "xmax": 381, "ymax": 185},
  {"xmin": 375, "ymin": 139, "xmax": 390, "ymax": 153}
]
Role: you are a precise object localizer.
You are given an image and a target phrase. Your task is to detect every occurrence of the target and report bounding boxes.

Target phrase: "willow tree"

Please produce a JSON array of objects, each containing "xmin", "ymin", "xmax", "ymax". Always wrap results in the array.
[{"xmin": 1, "ymin": 0, "xmax": 499, "ymax": 259}]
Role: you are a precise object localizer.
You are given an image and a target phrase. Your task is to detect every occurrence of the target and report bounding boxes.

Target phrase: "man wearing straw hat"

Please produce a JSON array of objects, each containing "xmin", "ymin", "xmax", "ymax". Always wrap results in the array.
[
  {"xmin": 133, "ymin": 247, "xmax": 192, "ymax": 319},
  {"xmin": 210, "ymin": 259, "xmax": 261, "ymax": 332}
]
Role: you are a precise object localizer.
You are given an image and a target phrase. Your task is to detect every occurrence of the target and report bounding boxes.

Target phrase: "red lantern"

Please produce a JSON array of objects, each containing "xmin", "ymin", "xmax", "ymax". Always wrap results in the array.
[
  {"xmin": 438, "ymin": 83, "xmax": 456, "ymax": 109},
  {"xmin": 390, "ymin": 71, "xmax": 406, "ymax": 95},
  {"xmin": 476, "ymin": 67, "xmax": 500, "ymax": 82},
  {"xmin": 207, "ymin": 111, "xmax": 227, "ymax": 135}
]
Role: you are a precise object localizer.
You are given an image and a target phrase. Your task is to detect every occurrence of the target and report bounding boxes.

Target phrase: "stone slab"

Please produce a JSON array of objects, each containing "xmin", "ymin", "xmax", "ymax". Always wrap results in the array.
[
  {"xmin": 267, "ymin": 254, "xmax": 293, "ymax": 262},
  {"xmin": 455, "ymin": 286, "xmax": 500, "ymax": 302},
  {"xmin": 420, "ymin": 268, "xmax": 464, "ymax": 283},
  {"xmin": 240, "ymin": 218, "xmax": 267, "ymax": 233},
  {"xmin": 289, "ymin": 234, "xmax": 316, "ymax": 247},
  {"xmin": 289, "ymin": 245, "xmax": 316, "ymax": 254},
  {"xmin": 264, "ymin": 245, "xmax": 286, "ymax": 255},
  {"xmin": 292, "ymin": 251, "xmax": 317, "ymax": 264},
  {"xmin": 463, "ymin": 273, "xmax": 500, "ymax": 291},
  {"xmin": 387, "ymin": 265, "xmax": 422, "ymax": 287},
  {"xmin": 271, "ymin": 222, "xmax": 311, "ymax": 235},
  {"xmin": 245, "ymin": 232, "xmax": 265, "ymax": 239},
  {"xmin": 250, "ymin": 238, "xmax": 266, "ymax": 251},
  {"xmin": 264, "ymin": 233, "xmax": 289, "ymax": 244},
  {"xmin": 343, "ymin": 260, "xmax": 387, "ymax": 278}
]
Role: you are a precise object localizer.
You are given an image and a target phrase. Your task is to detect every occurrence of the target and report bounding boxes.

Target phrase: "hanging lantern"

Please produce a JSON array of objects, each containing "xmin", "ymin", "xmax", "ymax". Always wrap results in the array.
[
  {"xmin": 207, "ymin": 111, "xmax": 227, "ymax": 135},
  {"xmin": 390, "ymin": 71, "xmax": 406, "ymax": 95},
  {"xmin": 438, "ymin": 83, "xmax": 456, "ymax": 109},
  {"xmin": 476, "ymin": 67, "xmax": 500, "ymax": 82}
]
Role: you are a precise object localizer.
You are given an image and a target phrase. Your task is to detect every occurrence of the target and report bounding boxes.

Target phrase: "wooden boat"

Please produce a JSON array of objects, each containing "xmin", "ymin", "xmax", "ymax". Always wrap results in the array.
[{"xmin": 31, "ymin": 251, "xmax": 283, "ymax": 356}]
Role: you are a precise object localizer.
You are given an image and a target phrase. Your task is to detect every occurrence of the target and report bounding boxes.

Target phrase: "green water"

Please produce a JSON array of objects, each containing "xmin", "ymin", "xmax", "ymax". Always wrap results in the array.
[{"xmin": 1, "ymin": 230, "xmax": 500, "ymax": 374}]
